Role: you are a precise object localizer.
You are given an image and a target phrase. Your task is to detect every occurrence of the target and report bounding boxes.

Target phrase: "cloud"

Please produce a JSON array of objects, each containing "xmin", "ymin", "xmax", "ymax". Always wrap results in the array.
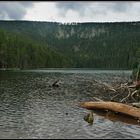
[
  {"xmin": 23, "ymin": 2, "xmax": 140, "ymax": 23},
  {"xmin": 55, "ymin": 2, "xmax": 133, "ymax": 17},
  {"xmin": 55, "ymin": 2, "xmax": 90, "ymax": 17},
  {"xmin": 0, "ymin": 2, "xmax": 34, "ymax": 20},
  {"xmin": 103, "ymin": 2, "xmax": 132, "ymax": 12}
]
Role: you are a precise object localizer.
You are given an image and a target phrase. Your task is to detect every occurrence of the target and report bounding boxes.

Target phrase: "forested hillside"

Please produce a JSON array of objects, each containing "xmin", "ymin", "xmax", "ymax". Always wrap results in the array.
[
  {"xmin": 0, "ymin": 20, "xmax": 140, "ymax": 69},
  {"xmin": 0, "ymin": 29, "xmax": 71, "ymax": 69}
]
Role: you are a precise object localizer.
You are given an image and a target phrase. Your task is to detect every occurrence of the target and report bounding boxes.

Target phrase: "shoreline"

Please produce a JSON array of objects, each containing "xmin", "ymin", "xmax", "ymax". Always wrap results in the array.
[{"xmin": 0, "ymin": 68, "xmax": 132, "ymax": 71}]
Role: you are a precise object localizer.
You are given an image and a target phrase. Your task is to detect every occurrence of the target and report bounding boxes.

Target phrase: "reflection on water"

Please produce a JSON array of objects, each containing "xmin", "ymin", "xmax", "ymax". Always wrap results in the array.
[
  {"xmin": 84, "ymin": 110, "xmax": 140, "ymax": 126},
  {"xmin": 0, "ymin": 69, "xmax": 140, "ymax": 139}
]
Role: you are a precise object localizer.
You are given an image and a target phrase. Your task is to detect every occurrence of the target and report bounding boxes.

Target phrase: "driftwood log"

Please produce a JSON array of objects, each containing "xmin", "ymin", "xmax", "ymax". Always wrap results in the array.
[{"xmin": 79, "ymin": 101, "xmax": 140, "ymax": 119}]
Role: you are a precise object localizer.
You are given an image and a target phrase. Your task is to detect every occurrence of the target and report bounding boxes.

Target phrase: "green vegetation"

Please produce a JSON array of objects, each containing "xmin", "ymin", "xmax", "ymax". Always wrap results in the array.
[
  {"xmin": 0, "ymin": 29, "xmax": 71, "ymax": 69},
  {"xmin": 0, "ymin": 20, "xmax": 140, "ymax": 69}
]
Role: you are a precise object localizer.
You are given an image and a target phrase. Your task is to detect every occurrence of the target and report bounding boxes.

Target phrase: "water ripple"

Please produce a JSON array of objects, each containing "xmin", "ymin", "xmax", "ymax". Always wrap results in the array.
[{"xmin": 0, "ymin": 70, "xmax": 139, "ymax": 139}]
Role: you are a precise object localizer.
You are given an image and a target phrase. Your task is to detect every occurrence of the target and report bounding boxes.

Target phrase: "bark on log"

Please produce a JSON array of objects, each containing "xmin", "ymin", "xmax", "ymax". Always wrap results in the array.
[{"xmin": 79, "ymin": 101, "xmax": 140, "ymax": 119}]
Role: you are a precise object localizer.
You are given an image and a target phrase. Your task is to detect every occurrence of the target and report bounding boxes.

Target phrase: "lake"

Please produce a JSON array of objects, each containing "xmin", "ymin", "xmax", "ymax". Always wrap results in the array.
[{"xmin": 0, "ymin": 69, "xmax": 140, "ymax": 139}]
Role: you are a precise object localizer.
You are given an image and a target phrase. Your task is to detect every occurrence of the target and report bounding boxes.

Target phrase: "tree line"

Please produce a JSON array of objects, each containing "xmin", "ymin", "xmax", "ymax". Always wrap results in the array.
[{"xmin": 0, "ymin": 20, "xmax": 140, "ymax": 69}]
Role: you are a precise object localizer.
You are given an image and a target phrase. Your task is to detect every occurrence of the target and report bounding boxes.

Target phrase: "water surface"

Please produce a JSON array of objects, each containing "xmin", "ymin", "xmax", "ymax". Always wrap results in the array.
[{"xmin": 0, "ymin": 69, "xmax": 140, "ymax": 139}]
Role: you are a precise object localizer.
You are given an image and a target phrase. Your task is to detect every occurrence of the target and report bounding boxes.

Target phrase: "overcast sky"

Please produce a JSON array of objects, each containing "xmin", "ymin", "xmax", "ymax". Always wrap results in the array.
[{"xmin": 0, "ymin": 1, "xmax": 140, "ymax": 23}]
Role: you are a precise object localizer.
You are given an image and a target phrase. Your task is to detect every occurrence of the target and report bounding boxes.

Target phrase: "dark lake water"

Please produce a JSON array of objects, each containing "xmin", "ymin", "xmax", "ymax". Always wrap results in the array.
[{"xmin": 0, "ymin": 69, "xmax": 140, "ymax": 139}]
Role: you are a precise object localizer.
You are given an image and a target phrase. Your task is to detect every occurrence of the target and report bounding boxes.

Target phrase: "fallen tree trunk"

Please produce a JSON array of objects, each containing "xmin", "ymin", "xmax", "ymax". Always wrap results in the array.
[{"xmin": 79, "ymin": 101, "xmax": 140, "ymax": 119}]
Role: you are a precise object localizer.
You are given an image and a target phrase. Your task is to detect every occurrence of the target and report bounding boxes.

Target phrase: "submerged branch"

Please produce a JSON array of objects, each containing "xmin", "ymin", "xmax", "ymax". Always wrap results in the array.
[{"xmin": 93, "ymin": 79, "xmax": 140, "ymax": 103}]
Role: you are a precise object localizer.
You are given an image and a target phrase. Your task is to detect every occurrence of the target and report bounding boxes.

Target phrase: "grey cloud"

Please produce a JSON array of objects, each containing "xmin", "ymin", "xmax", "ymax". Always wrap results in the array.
[
  {"xmin": 55, "ymin": 2, "xmax": 133, "ymax": 17},
  {"xmin": 56, "ymin": 2, "xmax": 85, "ymax": 10},
  {"xmin": 56, "ymin": 2, "xmax": 89, "ymax": 17},
  {"xmin": 0, "ymin": 2, "xmax": 34, "ymax": 20},
  {"xmin": 103, "ymin": 2, "xmax": 132, "ymax": 12}
]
